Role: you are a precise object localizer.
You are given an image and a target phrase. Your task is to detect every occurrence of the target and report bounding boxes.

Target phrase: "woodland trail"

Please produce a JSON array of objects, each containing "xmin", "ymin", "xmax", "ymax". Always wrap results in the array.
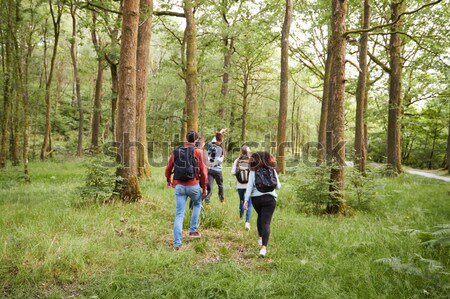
[{"xmin": 404, "ymin": 169, "xmax": 450, "ymax": 182}]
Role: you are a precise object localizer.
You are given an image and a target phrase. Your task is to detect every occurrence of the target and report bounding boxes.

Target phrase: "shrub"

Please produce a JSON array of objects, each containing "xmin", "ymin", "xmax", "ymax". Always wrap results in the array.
[{"xmin": 77, "ymin": 154, "xmax": 118, "ymax": 205}]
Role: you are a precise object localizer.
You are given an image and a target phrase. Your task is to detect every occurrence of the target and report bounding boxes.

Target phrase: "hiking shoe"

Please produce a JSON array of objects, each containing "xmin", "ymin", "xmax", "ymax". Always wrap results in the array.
[
  {"xmin": 189, "ymin": 231, "xmax": 201, "ymax": 238},
  {"xmin": 259, "ymin": 248, "xmax": 267, "ymax": 257},
  {"xmin": 173, "ymin": 245, "xmax": 181, "ymax": 251},
  {"xmin": 258, "ymin": 238, "xmax": 262, "ymax": 246},
  {"xmin": 245, "ymin": 222, "xmax": 250, "ymax": 230}
]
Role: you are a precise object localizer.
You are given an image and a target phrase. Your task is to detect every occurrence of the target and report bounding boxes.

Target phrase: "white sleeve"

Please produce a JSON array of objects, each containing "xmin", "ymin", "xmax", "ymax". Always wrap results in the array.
[
  {"xmin": 244, "ymin": 171, "xmax": 255, "ymax": 202},
  {"xmin": 231, "ymin": 159, "xmax": 238, "ymax": 175},
  {"xmin": 274, "ymin": 170, "xmax": 281, "ymax": 190}
]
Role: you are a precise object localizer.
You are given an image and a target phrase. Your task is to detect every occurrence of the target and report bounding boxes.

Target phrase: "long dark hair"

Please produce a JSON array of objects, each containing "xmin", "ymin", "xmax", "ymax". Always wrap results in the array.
[{"xmin": 249, "ymin": 151, "xmax": 276, "ymax": 171}]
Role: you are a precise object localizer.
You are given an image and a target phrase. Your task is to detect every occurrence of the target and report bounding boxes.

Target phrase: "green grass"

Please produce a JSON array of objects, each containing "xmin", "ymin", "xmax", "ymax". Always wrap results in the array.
[{"xmin": 1, "ymin": 159, "xmax": 449, "ymax": 298}]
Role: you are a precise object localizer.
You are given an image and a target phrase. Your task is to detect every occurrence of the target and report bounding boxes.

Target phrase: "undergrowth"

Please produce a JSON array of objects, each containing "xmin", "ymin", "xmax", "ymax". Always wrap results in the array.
[{"xmin": 0, "ymin": 160, "xmax": 449, "ymax": 298}]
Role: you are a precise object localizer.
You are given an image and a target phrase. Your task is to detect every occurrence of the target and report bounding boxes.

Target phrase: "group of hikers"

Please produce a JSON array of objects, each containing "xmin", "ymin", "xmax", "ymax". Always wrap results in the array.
[{"xmin": 165, "ymin": 129, "xmax": 281, "ymax": 257}]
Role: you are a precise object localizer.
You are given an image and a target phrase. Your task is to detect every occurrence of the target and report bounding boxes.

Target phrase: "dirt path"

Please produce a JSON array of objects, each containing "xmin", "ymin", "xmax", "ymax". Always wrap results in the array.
[{"xmin": 405, "ymin": 169, "xmax": 450, "ymax": 182}]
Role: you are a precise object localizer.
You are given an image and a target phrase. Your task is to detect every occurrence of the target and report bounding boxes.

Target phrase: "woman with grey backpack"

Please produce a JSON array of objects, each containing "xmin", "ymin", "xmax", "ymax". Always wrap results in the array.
[
  {"xmin": 231, "ymin": 145, "xmax": 252, "ymax": 230},
  {"xmin": 243, "ymin": 151, "xmax": 281, "ymax": 257}
]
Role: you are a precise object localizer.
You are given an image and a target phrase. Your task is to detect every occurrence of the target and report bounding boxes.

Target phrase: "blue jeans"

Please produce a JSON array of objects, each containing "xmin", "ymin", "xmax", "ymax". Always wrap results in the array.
[
  {"xmin": 174, "ymin": 184, "xmax": 202, "ymax": 247},
  {"xmin": 237, "ymin": 189, "xmax": 252, "ymax": 222}
]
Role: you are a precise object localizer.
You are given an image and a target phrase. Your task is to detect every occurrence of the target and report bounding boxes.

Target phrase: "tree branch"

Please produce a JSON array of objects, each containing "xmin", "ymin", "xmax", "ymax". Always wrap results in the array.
[
  {"xmin": 344, "ymin": 0, "xmax": 443, "ymax": 36},
  {"xmin": 291, "ymin": 75, "xmax": 321, "ymax": 101},
  {"xmin": 79, "ymin": 1, "xmax": 121, "ymax": 15},
  {"xmin": 154, "ymin": 11, "xmax": 185, "ymax": 18},
  {"xmin": 368, "ymin": 52, "xmax": 391, "ymax": 74},
  {"xmin": 346, "ymin": 59, "xmax": 362, "ymax": 73}
]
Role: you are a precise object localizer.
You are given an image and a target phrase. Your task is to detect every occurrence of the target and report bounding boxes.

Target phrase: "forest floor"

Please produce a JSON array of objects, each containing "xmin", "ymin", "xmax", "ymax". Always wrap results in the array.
[{"xmin": 0, "ymin": 159, "xmax": 449, "ymax": 298}]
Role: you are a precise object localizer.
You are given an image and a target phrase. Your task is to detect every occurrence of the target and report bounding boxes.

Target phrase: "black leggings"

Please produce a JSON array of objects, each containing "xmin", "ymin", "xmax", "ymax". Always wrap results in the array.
[{"xmin": 251, "ymin": 194, "xmax": 276, "ymax": 246}]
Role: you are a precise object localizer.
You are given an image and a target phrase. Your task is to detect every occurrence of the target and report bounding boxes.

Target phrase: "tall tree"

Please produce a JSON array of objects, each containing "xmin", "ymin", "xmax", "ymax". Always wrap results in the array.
[
  {"xmin": 276, "ymin": 0, "xmax": 293, "ymax": 174},
  {"xmin": 386, "ymin": 0, "xmax": 405, "ymax": 174},
  {"xmin": 317, "ymin": 39, "xmax": 332, "ymax": 165},
  {"xmin": 0, "ymin": 0, "xmax": 13, "ymax": 169},
  {"xmin": 183, "ymin": 0, "xmax": 198, "ymax": 132},
  {"xmin": 40, "ymin": 0, "xmax": 62, "ymax": 160},
  {"xmin": 354, "ymin": 0, "xmax": 371, "ymax": 174},
  {"xmin": 326, "ymin": 0, "xmax": 347, "ymax": 214},
  {"xmin": 113, "ymin": 0, "xmax": 142, "ymax": 201},
  {"xmin": 90, "ymin": 13, "xmax": 104, "ymax": 150},
  {"xmin": 69, "ymin": 1, "xmax": 83, "ymax": 157},
  {"xmin": 136, "ymin": 0, "xmax": 153, "ymax": 178}
]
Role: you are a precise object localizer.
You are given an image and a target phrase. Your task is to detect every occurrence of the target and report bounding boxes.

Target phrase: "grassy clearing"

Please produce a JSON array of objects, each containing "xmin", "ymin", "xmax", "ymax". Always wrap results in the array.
[{"xmin": 0, "ymin": 159, "xmax": 449, "ymax": 298}]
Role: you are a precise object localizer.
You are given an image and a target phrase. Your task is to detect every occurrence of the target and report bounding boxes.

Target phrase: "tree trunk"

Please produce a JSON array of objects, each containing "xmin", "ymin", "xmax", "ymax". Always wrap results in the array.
[
  {"xmin": 55, "ymin": 62, "xmax": 63, "ymax": 114},
  {"xmin": 12, "ymin": 90, "xmax": 20, "ymax": 165},
  {"xmin": 41, "ymin": 1, "xmax": 62, "ymax": 161},
  {"xmin": 136, "ymin": 0, "xmax": 153, "ymax": 178},
  {"xmin": 70, "ymin": 3, "xmax": 83, "ymax": 157},
  {"xmin": 241, "ymin": 76, "xmax": 248, "ymax": 144},
  {"xmin": 91, "ymin": 13, "xmax": 105, "ymax": 150},
  {"xmin": 317, "ymin": 38, "xmax": 332, "ymax": 165},
  {"xmin": 183, "ymin": 0, "xmax": 198, "ymax": 132},
  {"xmin": 1, "ymin": 35, "xmax": 12, "ymax": 168},
  {"xmin": 110, "ymin": 63, "xmax": 119, "ymax": 142},
  {"xmin": 241, "ymin": 96, "xmax": 247, "ymax": 144},
  {"xmin": 113, "ymin": 0, "xmax": 142, "ymax": 202},
  {"xmin": 276, "ymin": 0, "xmax": 293, "ymax": 174},
  {"xmin": 91, "ymin": 58, "xmax": 103, "ymax": 149},
  {"xmin": 219, "ymin": 37, "xmax": 234, "ymax": 118},
  {"xmin": 326, "ymin": 0, "xmax": 347, "ymax": 214},
  {"xmin": 354, "ymin": 0, "xmax": 370, "ymax": 174},
  {"xmin": 386, "ymin": 0, "xmax": 405, "ymax": 174}
]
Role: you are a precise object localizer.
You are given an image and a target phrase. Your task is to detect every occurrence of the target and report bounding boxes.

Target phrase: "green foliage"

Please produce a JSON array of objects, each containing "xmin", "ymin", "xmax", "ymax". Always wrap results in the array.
[
  {"xmin": 78, "ymin": 154, "xmax": 118, "ymax": 205},
  {"xmin": 294, "ymin": 165, "xmax": 333, "ymax": 214},
  {"xmin": 347, "ymin": 168, "xmax": 383, "ymax": 210}
]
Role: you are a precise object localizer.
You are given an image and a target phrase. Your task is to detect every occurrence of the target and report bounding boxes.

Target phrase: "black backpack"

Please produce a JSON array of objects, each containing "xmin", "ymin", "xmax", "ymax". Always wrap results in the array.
[
  {"xmin": 173, "ymin": 146, "xmax": 197, "ymax": 181},
  {"xmin": 235, "ymin": 156, "xmax": 250, "ymax": 184},
  {"xmin": 255, "ymin": 167, "xmax": 277, "ymax": 192}
]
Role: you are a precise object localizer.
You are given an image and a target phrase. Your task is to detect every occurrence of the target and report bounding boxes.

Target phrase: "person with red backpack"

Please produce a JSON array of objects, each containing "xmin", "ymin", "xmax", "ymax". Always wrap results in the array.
[
  {"xmin": 243, "ymin": 151, "xmax": 281, "ymax": 257},
  {"xmin": 165, "ymin": 131, "xmax": 208, "ymax": 250},
  {"xmin": 231, "ymin": 145, "xmax": 252, "ymax": 230}
]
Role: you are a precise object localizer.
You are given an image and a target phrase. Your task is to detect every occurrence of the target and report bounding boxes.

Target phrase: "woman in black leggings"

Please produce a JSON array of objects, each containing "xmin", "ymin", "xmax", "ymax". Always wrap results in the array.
[{"xmin": 243, "ymin": 151, "xmax": 281, "ymax": 257}]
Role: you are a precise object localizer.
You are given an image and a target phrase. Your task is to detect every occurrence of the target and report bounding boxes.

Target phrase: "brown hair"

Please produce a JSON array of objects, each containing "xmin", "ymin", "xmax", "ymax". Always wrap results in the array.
[
  {"xmin": 215, "ymin": 132, "xmax": 224, "ymax": 143},
  {"xmin": 240, "ymin": 145, "xmax": 250, "ymax": 158},
  {"xmin": 249, "ymin": 151, "xmax": 276, "ymax": 171}
]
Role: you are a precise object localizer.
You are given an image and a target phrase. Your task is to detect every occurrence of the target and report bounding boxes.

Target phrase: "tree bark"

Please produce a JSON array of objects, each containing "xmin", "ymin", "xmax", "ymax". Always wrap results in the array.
[
  {"xmin": 1, "ymin": 27, "xmax": 12, "ymax": 168},
  {"xmin": 41, "ymin": 0, "xmax": 62, "ymax": 160},
  {"xmin": 386, "ymin": 0, "xmax": 405, "ymax": 174},
  {"xmin": 326, "ymin": 0, "xmax": 347, "ymax": 214},
  {"xmin": 354, "ymin": 0, "xmax": 370, "ymax": 174},
  {"xmin": 317, "ymin": 39, "xmax": 332, "ymax": 166},
  {"xmin": 183, "ymin": 0, "xmax": 198, "ymax": 132},
  {"xmin": 219, "ymin": 37, "xmax": 233, "ymax": 118},
  {"xmin": 12, "ymin": 90, "xmax": 20, "ymax": 165},
  {"xmin": 91, "ymin": 58, "xmax": 104, "ymax": 149},
  {"xmin": 70, "ymin": 3, "xmax": 83, "ymax": 157},
  {"xmin": 113, "ymin": 0, "xmax": 142, "ymax": 202},
  {"xmin": 110, "ymin": 63, "xmax": 119, "ymax": 142},
  {"xmin": 136, "ymin": 0, "xmax": 153, "ymax": 178},
  {"xmin": 91, "ymin": 13, "xmax": 103, "ymax": 150},
  {"xmin": 105, "ymin": 20, "xmax": 120, "ymax": 143},
  {"xmin": 276, "ymin": 0, "xmax": 293, "ymax": 174}
]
